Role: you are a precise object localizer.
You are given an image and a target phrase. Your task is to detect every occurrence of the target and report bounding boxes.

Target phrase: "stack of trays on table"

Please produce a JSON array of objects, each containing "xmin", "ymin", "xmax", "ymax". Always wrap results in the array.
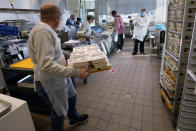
[
  {"xmin": 17, "ymin": 75, "xmax": 34, "ymax": 88},
  {"xmin": 76, "ymin": 31, "xmax": 86, "ymax": 37},
  {"xmin": 76, "ymin": 31, "xmax": 86, "ymax": 40},
  {"xmin": 71, "ymin": 44, "xmax": 110, "ymax": 71}
]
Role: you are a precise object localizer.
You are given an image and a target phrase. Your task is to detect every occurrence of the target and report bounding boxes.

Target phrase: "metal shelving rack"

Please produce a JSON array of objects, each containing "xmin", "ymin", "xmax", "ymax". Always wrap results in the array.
[
  {"xmin": 177, "ymin": 14, "xmax": 196, "ymax": 131},
  {"xmin": 160, "ymin": 0, "xmax": 196, "ymax": 127}
]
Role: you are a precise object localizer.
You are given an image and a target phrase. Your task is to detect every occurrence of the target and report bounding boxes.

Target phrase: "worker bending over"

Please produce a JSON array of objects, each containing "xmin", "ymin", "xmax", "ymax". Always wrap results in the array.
[{"xmin": 81, "ymin": 15, "xmax": 95, "ymax": 43}]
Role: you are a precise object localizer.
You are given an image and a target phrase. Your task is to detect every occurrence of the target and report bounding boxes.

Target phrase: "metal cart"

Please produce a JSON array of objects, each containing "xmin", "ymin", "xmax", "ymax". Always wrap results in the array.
[
  {"xmin": 177, "ymin": 14, "xmax": 196, "ymax": 131},
  {"xmin": 160, "ymin": 0, "xmax": 196, "ymax": 127}
]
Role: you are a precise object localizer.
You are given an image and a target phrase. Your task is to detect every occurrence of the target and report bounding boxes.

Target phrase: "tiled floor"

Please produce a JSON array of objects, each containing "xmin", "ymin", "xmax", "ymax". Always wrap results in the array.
[{"xmin": 32, "ymin": 39, "xmax": 176, "ymax": 131}]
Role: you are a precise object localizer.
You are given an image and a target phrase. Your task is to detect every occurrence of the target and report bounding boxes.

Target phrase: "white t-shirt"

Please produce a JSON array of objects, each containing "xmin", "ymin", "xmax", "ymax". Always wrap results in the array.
[{"xmin": 81, "ymin": 21, "xmax": 91, "ymax": 36}]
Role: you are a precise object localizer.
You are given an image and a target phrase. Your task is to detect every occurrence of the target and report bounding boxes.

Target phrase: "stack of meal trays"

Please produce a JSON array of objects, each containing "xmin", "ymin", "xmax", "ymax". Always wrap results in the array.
[{"xmin": 70, "ymin": 44, "xmax": 111, "ymax": 72}]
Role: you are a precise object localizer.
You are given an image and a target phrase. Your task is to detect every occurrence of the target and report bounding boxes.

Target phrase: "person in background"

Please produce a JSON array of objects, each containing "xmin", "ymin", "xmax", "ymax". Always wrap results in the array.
[
  {"xmin": 111, "ymin": 10, "xmax": 125, "ymax": 53},
  {"xmin": 132, "ymin": 9, "xmax": 148, "ymax": 55},
  {"xmin": 128, "ymin": 16, "xmax": 134, "ymax": 27},
  {"xmin": 80, "ymin": 15, "xmax": 95, "ymax": 84},
  {"xmin": 28, "ymin": 3, "xmax": 89, "ymax": 131},
  {"xmin": 128, "ymin": 16, "xmax": 134, "ymax": 37},
  {"xmin": 75, "ymin": 17, "xmax": 82, "ymax": 29},
  {"xmin": 66, "ymin": 14, "xmax": 77, "ymax": 28},
  {"xmin": 81, "ymin": 15, "xmax": 95, "ymax": 39}
]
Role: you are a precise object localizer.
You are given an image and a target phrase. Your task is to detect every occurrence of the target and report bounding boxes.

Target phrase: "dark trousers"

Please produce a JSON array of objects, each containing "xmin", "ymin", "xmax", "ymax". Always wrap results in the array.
[
  {"xmin": 117, "ymin": 34, "xmax": 124, "ymax": 50},
  {"xmin": 133, "ymin": 39, "xmax": 144, "ymax": 53},
  {"xmin": 71, "ymin": 77, "xmax": 76, "ymax": 87},
  {"xmin": 35, "ymin": 81, "xmax": 80, "ymax": 131}
]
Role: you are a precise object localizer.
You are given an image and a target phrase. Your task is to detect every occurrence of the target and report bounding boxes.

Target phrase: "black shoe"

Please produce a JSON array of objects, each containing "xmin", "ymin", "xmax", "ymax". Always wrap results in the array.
[
  {"xmin": 142, "ymin": 52, "xmax": 145, "ymax": 55},
  {"xmin": 132, "ymin": 52, "xmax": 137, "ymax": 55},
  {"xmin": 83, "ymin": 78, "xmax": 87, "ymax": 84},
  {"xmin": 70, "ymin": 114, "xmax": 89, "ymax": 126}
]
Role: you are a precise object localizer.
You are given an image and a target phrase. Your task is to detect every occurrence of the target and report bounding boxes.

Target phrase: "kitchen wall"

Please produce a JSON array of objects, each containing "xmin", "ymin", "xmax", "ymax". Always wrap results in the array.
[
  {"xmin": 155, "ymin": 0, "xmax": 169, "ymax": 24},
  {"xmin": 66, "ymin": 0, "xmax": 80, "ymax": 17},
  {"xmin": 0, "ymin": 0, "xmax": 67, "ymax": 10},
  {"xmin": 0, "ymin": 0, "xmax": 68, "ymax": 28}
]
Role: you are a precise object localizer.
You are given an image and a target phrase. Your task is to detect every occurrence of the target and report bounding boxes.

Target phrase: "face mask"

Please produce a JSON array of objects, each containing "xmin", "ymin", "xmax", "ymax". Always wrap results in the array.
[
  {"xmin": 141, "ymin": 12, "xmax": 145, "ymax": 17},
  {"xmin": 56, "ymin": 19, "xmax": 64, "ymax": 31}
]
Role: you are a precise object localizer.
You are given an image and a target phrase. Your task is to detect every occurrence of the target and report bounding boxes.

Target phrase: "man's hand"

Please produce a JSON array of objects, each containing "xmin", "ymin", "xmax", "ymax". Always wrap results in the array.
[
  {"xmin": 79, "ymin": 68, "xmax": 90, "ymax": 79},
  {"xmin": 135, "ymin": 22, "xmax": 139, "ymax": 26},
  {"xmin": 90, "ymin": 36, "xmax": 95, "ymax": 39}
]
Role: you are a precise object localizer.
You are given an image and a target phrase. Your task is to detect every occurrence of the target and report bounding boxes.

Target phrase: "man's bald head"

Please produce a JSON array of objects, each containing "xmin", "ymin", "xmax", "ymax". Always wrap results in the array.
[{"xmin": 40, "ymin": 3, "xmax": 61, "ymax": 21}]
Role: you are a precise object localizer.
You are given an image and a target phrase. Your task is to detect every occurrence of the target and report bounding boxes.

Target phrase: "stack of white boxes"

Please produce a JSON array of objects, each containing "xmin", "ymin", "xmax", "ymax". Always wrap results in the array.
[{"xmin": 71, "ymin": 44, "xmax": 108, "ymax": 70}]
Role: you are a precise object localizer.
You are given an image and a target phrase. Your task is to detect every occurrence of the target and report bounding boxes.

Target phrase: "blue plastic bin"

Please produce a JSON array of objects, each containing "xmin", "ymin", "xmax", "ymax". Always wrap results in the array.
[{"xmin": 0, "ymin": 25, "xmax": 18, "ymax": 36}]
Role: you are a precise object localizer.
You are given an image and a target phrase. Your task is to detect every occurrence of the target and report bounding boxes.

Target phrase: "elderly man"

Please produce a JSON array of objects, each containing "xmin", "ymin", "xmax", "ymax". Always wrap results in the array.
[{"xmin": 28, "ymin": 3, "xmax": 89, "ymax": 131}]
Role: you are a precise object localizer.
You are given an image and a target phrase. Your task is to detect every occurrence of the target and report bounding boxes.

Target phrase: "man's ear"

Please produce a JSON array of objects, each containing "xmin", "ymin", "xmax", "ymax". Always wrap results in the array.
[{"xmin": 54, "ymin": 14, "xmax": 59, "ymax": 20}]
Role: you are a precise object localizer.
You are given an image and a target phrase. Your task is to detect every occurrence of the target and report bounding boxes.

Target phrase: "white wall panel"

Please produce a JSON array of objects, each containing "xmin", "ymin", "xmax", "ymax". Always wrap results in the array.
[
  {"xmin": 155, "ymin": 0, "xmax": 169, "ymax": 24},
  {"xmin": 0, "ymin": 0, "xmax": 66, "ymax": 10},
  {"xmin": 98, "ymin": 0, "xmax": 157, "ymax": 15},
  {"xmin": 66, "ymin": 0, "xmax": 80, "ymax": 16}
]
